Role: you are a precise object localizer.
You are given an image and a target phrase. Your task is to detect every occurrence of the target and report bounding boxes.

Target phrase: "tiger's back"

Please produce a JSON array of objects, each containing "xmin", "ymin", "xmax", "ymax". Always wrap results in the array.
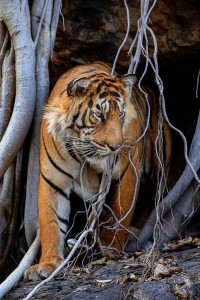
[{"xmin": 24, "ymin": 62, "xmax": 171, "ymax": 280}]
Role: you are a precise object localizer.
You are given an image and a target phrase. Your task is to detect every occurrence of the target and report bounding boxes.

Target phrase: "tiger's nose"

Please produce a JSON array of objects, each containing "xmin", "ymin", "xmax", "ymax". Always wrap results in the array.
[{"xmin": 108, "ymin": 144, "xmax": 122, "ymax": 151}]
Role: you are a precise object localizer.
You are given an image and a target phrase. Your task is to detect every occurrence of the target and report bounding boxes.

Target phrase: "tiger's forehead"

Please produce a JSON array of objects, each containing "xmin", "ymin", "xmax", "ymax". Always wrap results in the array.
[
  {"xmin": 88, "ymin": 73, "xmax": 124, "ymax": 92},
  {"xmin": 86, "ymin": 73, "xmax": 125, "ymax": 111}
]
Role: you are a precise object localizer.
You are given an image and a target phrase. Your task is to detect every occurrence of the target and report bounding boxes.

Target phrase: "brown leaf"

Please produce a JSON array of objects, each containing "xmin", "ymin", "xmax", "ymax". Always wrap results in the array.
[
  {"xmin": 170, "ymin": 237, "xmax": 193, "ymax": 251},
  {"xmin": 89, "ymin": 257, "xmax": 107, "ymax": 266}
]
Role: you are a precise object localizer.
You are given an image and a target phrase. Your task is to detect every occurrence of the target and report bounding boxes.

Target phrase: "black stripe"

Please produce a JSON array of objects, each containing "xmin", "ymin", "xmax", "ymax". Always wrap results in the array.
[
  {"xmin": 85, "ymin": 129, "xmax": 95, "ymax": 136},
  {"xmin": 51, "ymin": 136, "xmax": 65, "ymax": 161},
  {"xmin": 60, "ymin": 228, "xmax": 67, "ymax": 235},
  {"xmin": 110, "ymin": 91, "xmax": 120, "ymax": 98},
  {"xmin": 104, "ymin": 78, "xmax": 115, "ymax": 83},
  {"xmin": 60, "ymin": 88, "xmax": 68, "ymax": 96},
  {"xmin": 97, "ymin": 82, "xmax": 105, "ymax": 93},
  {"xmin": 76, "ymin": 124, "xmax": 94, "ymax": 129},
  {"xmin": 68, "ymin": 106, "xmax": 81, "ymax": 129},
  {"xmin": 91, "ymin": 79, "xmax": 100, "ymax": 84},
  {"xmin": 71, "ymin": 103, "xmax": 83, "ymax": 124},
  {"xmin": 57, "ymin": 215, "xmax": 70, "ymax": 227},
  {"xmin": 81, "ymin": 108, "xmax": 88, "ymax": 126},
  {"xmin": 51, "ymin": 207, "xmax": 70, "ymax": 228},
  {"xmin": 99, "ymin": 91, "xmax": 108, "ymax": 99},
  {"xmin": 68, "ymin": 148, "xmax": 81, "ymax": 163},
  {"xmin": 41, "ymin": 172, "xmax": 69, "ymax": 199},
  {"xmin": 62, "ymin": 103, "xmax": 83, "ymax": 129},
  {"xmin": 88, "ymin": 99, "xmax": 93, "ymax": 108},
  {"xmin": 66, "ymin": 141, "xmax": 81, "ymax": 164},
  {"xmin": 42, "ymin": 135, "xmax": 73, "ymax": 179},
  {"xmin": 96, "ymin": 104, "xmax": 101, "ymax": 110},
  {"xmin": 89, "ymin": 110, "xmax": 96, "ymax": 124},
  {"xmin": 80, "ymin": 68, "xmax": 97, "ymax": 74},
  {"xmin": 106, "ymin": 83, "xmax": 119, "ymax": 90}
]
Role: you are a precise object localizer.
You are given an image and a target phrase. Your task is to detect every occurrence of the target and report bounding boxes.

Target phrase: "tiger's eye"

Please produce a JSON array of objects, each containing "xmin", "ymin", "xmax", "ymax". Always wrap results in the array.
[
  {"xmin": 94, "ymin": 111, "xmax": 105, "ymax": 122},
  {"xmin": 100, "ymin": 113, "xmax": 105, "ymax": 122}
]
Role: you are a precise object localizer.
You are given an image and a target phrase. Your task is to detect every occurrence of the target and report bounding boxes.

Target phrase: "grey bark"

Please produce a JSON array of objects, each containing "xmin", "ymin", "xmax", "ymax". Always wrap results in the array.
[
  {"xmin": 0, "ymin": 44, "xmax": 15, "ymax": 140},
  {"xmin": 25, "ymin": 0, "xmax": 60, "ymax": 246},
  {"xmin": 24, "ymin": 0, "xmax": 52, "ymax": 246},
  {"xmin": 0, "ymin": 0, "xmax": 36, "ymax": 179}
]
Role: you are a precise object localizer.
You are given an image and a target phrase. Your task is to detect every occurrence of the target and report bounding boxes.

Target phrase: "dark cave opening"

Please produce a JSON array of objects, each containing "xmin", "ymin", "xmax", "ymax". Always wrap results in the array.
[{"xmin": 131, "ymin": 57, "xmax": 200, "ymax": 235}]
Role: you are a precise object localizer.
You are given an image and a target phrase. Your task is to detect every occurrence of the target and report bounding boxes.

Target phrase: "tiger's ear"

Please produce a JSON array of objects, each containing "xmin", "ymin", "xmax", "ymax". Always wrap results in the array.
[
  {"xmin": 67, "ymin": 77, "xmax": 91, "ymax": 97},
  {"xmin": 120, "ymin": 74, "xmax": 137, "ymax": 87}
]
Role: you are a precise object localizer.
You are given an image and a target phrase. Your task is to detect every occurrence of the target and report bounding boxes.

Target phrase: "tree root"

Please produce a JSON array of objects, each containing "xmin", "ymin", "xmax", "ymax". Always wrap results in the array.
[{"xmin": 0, "ymin": 230, "xmax": 40, "ymax": 299}]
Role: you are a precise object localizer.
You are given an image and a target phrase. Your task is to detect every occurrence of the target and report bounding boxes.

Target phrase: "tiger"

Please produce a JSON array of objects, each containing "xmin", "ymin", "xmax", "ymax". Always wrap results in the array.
[{"xmin": 24, "ymin": 62, "xmax": 171, "ymax": 280}]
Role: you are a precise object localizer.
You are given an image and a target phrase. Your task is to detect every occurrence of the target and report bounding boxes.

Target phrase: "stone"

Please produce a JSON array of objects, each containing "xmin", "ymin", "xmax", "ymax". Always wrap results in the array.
[{"xmin": 50, "ymin": 0, "xmax": 200, "ymax": 85}]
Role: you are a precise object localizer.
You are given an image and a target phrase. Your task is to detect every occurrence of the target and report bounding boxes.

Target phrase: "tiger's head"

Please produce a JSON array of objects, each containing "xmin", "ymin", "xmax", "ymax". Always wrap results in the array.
[{"xmin": 44, "ymin": 73, "xmax": 137, "ymax": 162}]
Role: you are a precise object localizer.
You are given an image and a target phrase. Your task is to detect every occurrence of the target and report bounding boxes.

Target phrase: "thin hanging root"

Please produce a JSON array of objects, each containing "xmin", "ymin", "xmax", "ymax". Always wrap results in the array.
[
  {"xmin": 50, "ymin": 0, "xmax": 62, "ymax": 56},
  {"xmin": 32, "ymin": 0, "xmax": 50, "ymax": 49}
]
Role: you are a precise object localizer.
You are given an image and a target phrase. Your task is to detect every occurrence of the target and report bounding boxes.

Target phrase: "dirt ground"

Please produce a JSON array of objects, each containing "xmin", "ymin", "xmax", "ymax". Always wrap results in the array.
[{"xmin": 3, "ymin": 237, "xmax": 200, "ymax": 300}]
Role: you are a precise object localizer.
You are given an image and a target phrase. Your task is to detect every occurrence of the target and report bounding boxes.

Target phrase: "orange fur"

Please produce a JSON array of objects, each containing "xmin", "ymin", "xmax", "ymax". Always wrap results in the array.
[{"xmin": 24, "ymin": 62, "xmax": 171, "ymax": 280}]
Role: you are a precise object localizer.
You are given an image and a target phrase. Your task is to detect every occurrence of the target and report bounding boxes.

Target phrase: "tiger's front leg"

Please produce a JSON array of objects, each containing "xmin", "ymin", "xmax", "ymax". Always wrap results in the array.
[
  {"xmin": 24, "ymin": 161, "xmax": 73, "ymax": 280},
  {"xmin": 100, "ymin": 156, "xmax": 140, "ymax": 255}
]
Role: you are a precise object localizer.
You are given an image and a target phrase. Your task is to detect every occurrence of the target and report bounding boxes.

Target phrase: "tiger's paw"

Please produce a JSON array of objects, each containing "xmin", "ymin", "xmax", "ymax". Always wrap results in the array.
[{"xmin": 24, "ymin": 260, "xmax": 63, "ymax": 281}]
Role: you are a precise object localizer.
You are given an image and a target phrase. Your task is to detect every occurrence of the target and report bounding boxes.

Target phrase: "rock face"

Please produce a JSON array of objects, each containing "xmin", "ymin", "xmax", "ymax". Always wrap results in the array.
[
  {"xmin": 5, "ymin": 248, "xmax": 200, "ymax": 300},
  {"xmin": 50, "ymin": 0, "xmax": 200, "ymax": 83}
]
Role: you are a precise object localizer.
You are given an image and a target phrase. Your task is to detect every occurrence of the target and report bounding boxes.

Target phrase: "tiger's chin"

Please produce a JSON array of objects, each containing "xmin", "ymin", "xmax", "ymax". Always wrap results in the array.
[
  {"xmin": 84, "ymin": 150, "xmax": 118, "ymax": 172},
  {"xmin": 85, "ymin": 154, "xmax": 112, "ymax": 171},
  {"xmin": 82, "ymin": 144, "xmax": 120, "ymax": 166},
  {"xmin": 77, "ymin": 142, "xmax": 113, "ymax": 163},
  {"xmin": 85, "ymin": 153, "xmax": 109, "ymax": 163}
]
